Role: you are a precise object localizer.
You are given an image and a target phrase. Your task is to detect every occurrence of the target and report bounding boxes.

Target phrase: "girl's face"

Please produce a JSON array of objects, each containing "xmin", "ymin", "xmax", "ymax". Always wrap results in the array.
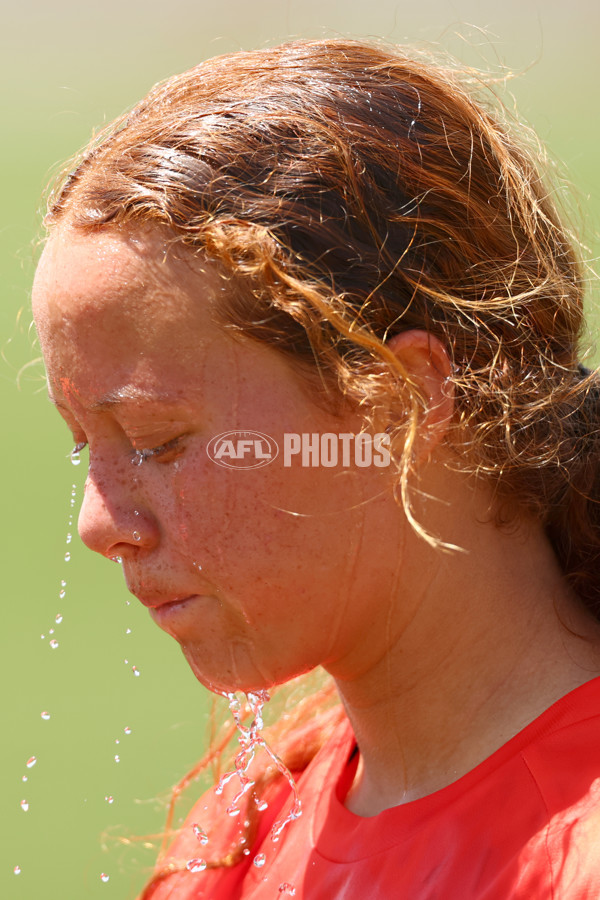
[{"xmin": 32, "ymin": 227, "xmax": 407, "ymax": 693}]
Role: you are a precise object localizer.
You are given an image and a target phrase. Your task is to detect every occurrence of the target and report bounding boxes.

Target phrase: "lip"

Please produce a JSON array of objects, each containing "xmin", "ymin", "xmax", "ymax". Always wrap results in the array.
[
  {"xmin": 148, "ymin": 594, "xmax": 202, "ymax": 627},
  {"xmin": 134, "ymin": 593, "xmax": 194, "ymax": 610}
]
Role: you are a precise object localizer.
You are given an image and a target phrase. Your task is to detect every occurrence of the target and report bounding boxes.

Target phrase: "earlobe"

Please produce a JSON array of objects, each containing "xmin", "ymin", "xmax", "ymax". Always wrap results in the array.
[{"xmin": 385, "ymin": 330, "xmax": 455, "ymax": 457}]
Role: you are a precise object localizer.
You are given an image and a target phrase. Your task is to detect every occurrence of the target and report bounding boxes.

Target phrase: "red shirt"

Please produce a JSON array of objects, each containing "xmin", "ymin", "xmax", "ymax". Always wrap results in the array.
[{"xmin": 149, "ymin": 678, "xmax": 600, "ymax": 898}]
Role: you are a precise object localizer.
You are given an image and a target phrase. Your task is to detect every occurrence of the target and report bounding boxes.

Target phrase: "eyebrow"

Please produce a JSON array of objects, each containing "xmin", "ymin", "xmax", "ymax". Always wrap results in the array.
[
  {"xmin": 89, "ymin": 387, "xmax": 176, "ymax": 410},
  {"xmin": 48, "ymin": 386, "xmax": 178, "ymax": 412}
]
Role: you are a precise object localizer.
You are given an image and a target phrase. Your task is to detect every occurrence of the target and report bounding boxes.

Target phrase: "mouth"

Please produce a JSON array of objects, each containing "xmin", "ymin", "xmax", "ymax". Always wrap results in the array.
[
  {"xmin": 147, "ymin": 595, "xmax": 203, "ymax": 630},
  {"xmin": 134, "ymin": 593, "xmax": 195, "ymax": 610}
]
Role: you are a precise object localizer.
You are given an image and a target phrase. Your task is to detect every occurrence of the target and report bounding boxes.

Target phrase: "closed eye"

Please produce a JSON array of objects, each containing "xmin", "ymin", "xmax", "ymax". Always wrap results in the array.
[{"xmin": 134, "ymin": 436, "xmax": 186, "ymax": 465}]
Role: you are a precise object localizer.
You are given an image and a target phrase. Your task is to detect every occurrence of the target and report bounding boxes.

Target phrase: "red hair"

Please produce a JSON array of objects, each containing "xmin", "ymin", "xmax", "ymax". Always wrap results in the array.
[{"xmin": 43, "ymin": 38, "xmax": 600, "ymax": 893}]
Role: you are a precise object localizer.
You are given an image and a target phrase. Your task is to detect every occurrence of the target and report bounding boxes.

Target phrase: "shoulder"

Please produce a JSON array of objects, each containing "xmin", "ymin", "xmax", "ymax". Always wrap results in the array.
[
  {"xmin": 514, "ymin": 780, "xmax": 600, "ymax": 898},
  {"xmin": 513, "ymin": 679, "xmax": 600, "ymax": 896}
]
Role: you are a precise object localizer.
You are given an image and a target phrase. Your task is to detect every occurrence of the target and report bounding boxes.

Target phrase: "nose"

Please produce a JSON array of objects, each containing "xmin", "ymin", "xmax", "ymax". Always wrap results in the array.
[{"xmin": 78, "ymin": 470, "xmax": 159, "ymax": 559}]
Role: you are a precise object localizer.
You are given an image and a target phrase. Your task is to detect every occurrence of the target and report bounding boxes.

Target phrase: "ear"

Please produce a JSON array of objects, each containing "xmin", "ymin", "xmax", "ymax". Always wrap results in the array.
[{"xmin": 385, "ymin": 330, "xmax": 454, "ymax": 458}]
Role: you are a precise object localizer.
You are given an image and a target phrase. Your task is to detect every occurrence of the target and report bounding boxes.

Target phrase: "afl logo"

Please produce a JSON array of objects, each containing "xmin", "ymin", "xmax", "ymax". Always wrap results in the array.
[{"xmin": 206, "ymin": 430, "xmax": 279, "ymax": 469}]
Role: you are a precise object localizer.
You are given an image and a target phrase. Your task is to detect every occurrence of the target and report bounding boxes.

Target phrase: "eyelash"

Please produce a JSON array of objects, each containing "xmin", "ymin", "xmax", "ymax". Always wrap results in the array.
[
  {"xmin": 69, "ymin": 437, "xmax": 185, "ymax": 465},
  {"xmin": 132, "ymin": 436, "xmax": 185, "ymax": 465}
]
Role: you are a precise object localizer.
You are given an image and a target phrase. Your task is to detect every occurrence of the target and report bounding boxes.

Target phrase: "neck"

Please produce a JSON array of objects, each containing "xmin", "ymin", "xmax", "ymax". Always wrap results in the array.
[{"xmin": 329, "ymin": 476, "xmax": 600, "ymax": 816}]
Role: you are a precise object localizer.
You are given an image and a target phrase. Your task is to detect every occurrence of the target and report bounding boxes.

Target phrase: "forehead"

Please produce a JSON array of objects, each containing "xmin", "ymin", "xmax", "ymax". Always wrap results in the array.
[
  {"xmin": 32, "ymin": 225, "xmax": 214, "ymax": 328},
  {"xmin": 31, "ymin": 226, "xmax": 244, "ymax": 413}
]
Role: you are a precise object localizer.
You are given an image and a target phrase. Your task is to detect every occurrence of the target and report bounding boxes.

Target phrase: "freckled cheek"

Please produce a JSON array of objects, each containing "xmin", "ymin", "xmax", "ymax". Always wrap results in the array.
[{"xmin": 165, "ymin": 455, "xmax": 308, "ymax": 578}]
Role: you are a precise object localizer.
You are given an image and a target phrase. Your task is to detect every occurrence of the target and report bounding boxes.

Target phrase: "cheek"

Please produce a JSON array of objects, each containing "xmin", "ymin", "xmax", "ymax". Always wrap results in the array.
[{"xmin": 168, "ymin": 446, "xmax": 368, "ymax": 609}]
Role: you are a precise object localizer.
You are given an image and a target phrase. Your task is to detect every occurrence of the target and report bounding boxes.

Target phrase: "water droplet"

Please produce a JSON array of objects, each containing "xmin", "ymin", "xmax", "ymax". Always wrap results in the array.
[
  {"xmin": 14, "ymin": 866, "xmax": 21, "ymax": 875},
  {"xmin": 64, "ymin": 552, "xmax": 71, "ymax": 562},
  {"xmin": 55, "ymin": 613, "xmax": 63, "ymax": 624},
  {"xmin": 61, "ymin": 579, "xmax": 66, "ymax": 587},
  {"xmin": 124, "ymin": 659, "xmax": 129, "ymax": 665},
  {"xmin": 70, "ymin": 447, "xmax": 82, "ymax": 466},
  {"xmin": 26, "ymin": 757, "xmax": 37, "ymax": 769},
  {"xmin": 186, "ymin": 858, "xmax": 207, "ymax": 873},
  {"xmin": 192, "ymin": 823, "xmax": 208, "ymax": 844},
  {"xmin": 41, "ymin": 711, "xmax": 50, "ymax": 720},
  {"xmin": 255, "ymin": 797, "xmax": 268, "ymax": 811},
  {"xmin": 100, "ymin": 873, "xmax": 110, "ymax": 883},
  {"xmin": 253, "ymin": 853, "xmax": 266, "ymax": 868},
  {"xmin": 132, "ymin": 665, "xmax": 140, "ymax": 676},
  {"xmin": 279, "ymin": 884, "xmax": 296, "ymax": 896},
  {"xmin": 115, "ymin": 739, "xmax": 120, "ymax": 745},
  {"xmin": 114, "ymin": 755, "xmax": 120, "ymax": 763},
  {"xmin": 41, "ymin": 634, "xmax": 45, "ymax": 640},
  {"xmin": 132, "ymin": 531, "xmax": 141, "ymax": 542},
  {"xmin": 105, "ymin": 795, "xmax": 114, "ymax": 804},
  {"xmin": 134, "ymin": 509, "xmax": 140, "ymax": 517},
  {"xmin": 110, "ymin": 556, "xmax": 122, "ymax": 564},
  {"xmin": 125, "ymin": 628, "xmax": 132, "ymax": 634},
  {"xmin": 242, "ymin": 848, "xmax": 250, "ymax": 856},
  {"xmin": 226, "ymin": 805, "xmax": 241, "ymax": 817},
  {"xmin": 49, "ymin": 639, "xmax": 59, "ymax": 649},
  {"xmin": 49, "ymin": 628, "xmax": 54, "ymax": 635},
  {"xmin": 22, "ymin": 776, "xmax": 27, "ymax": 782},
  {"xmin": 66, "ymin": 533, "xmax": 72, "ymax": 544},
  {"xmin": 59, "ymin": 588, "xmax": 66, "ymax": 599},
  {"xmin": 20, "ymin": 800, "xmax": 29, "ymax": 812},
  {"xmin": 124, "ymin": 726, "xmax": 132, "ymax": 735}
]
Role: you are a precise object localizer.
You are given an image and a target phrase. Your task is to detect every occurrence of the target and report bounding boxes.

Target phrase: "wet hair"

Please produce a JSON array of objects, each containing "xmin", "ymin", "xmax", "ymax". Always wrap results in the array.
[{"xmin": 43, "ymin": 37, "xmax": 600, "ymax": 889}]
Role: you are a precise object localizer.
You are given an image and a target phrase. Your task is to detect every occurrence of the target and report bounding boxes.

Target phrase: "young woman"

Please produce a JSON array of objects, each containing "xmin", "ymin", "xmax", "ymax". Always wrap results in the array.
[{"xmin": 32, "ymin": 39, "xmax": 600, "ymax": 898}]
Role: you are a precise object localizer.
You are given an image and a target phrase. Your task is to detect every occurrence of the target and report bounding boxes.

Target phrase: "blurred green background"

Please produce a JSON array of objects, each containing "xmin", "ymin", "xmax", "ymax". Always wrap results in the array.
[{"xmin": 2, "ymin": 0, "xmax": 600, "ymax": 897}]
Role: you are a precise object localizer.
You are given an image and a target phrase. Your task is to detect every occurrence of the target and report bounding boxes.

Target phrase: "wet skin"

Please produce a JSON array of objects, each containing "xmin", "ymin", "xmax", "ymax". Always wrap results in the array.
[
  {"xmin": 32, "ymin": 226, "xmax": 409, "ymax": 695},
  {"xmin": 34, "ymin": 226, "xmax": 600, "ymax": 816}
]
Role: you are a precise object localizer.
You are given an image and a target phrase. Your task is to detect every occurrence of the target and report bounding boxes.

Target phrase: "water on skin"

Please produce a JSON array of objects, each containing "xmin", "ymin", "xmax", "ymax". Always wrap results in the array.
[
  {"xmin": 70, "ymin": 446, "xmax": 83, "ymax": 466},
  {"xmin": 186, "ymin": 858, "xmax": 207, "ymax": 873},
  {"xmin": 192, "ymin": 824, "xmax": 209, "ymax": 845},
  {"xmin": 67, "ymin": 419, "xmax": 305, "ymax": 881}
]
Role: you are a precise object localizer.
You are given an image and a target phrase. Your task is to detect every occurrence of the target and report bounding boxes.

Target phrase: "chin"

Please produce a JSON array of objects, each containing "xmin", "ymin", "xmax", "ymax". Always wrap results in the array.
[{"xmin": 182, "ymin": 648, "xmax": 276, "ymax": 697}]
